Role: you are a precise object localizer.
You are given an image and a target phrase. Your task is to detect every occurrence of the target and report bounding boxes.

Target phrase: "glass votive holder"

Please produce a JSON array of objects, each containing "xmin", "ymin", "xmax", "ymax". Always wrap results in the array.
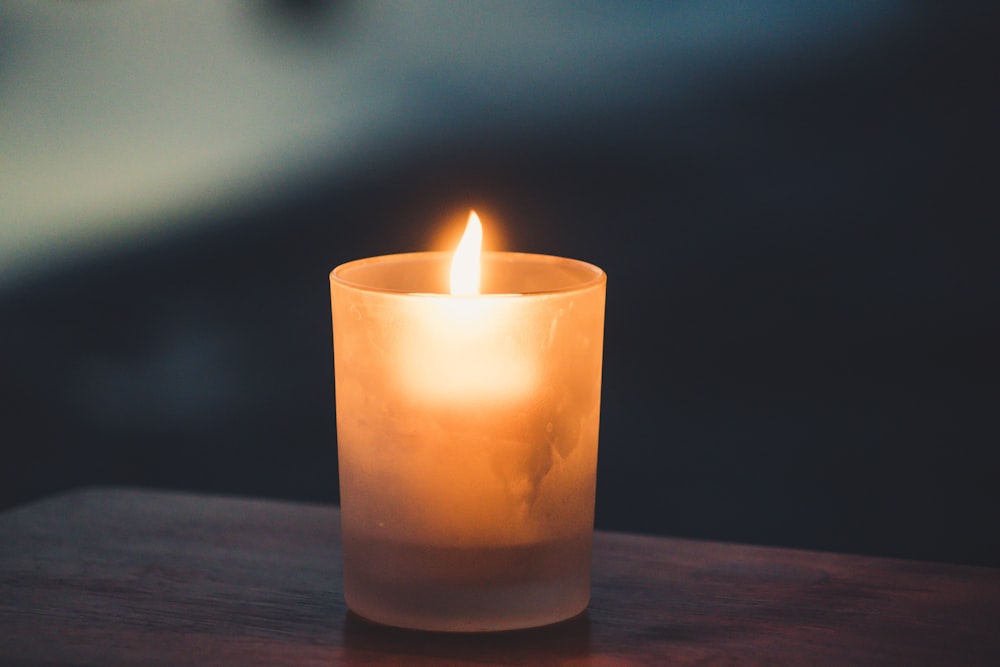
[{"xmin": 330, "ymin": 251, "xmax": 606, "ymax": 631}]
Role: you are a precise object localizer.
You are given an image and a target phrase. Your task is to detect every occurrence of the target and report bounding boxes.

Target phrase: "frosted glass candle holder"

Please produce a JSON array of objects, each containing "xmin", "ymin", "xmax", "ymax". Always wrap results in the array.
[{"xmin": 330, "ymin": 251, "xmax": 606, "ymax": 632}]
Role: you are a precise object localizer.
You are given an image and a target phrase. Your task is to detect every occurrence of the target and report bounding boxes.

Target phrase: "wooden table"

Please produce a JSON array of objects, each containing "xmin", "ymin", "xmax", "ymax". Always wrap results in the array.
[{"xmin": 1, "ymin": 488, "xmax": 998, "ymax": 665}]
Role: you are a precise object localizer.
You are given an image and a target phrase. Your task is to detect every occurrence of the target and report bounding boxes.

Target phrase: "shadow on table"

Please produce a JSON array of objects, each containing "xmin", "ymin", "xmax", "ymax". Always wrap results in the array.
[{"xmin": 342, "ymin": 609, "xmax": 591, "ymax": 662}]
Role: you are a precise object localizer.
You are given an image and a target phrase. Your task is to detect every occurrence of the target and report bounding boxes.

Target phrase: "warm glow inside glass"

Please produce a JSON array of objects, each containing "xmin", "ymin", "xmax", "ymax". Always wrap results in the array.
[{"xmin": 330, "ymin": 241, "xmax": 606, "ymax": 632}]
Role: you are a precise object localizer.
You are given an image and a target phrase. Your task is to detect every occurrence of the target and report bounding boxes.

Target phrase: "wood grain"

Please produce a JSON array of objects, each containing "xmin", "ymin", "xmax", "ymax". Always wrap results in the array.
[{"xmin": 1, "ymin": 487, "xmax": 998, "ymax": 665}]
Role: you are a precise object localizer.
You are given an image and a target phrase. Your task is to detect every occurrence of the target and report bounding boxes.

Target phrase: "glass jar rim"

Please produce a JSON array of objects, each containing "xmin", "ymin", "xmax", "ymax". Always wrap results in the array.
[{"xmin": 330, "ymin": 251, "xmax": 606, "ymax": 297}]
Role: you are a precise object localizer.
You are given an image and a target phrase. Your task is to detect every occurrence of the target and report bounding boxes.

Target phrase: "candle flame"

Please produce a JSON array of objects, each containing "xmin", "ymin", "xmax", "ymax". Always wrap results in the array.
[{"xmin": 450, "ymin": 211, "xmax": 482, "ymax": 295}]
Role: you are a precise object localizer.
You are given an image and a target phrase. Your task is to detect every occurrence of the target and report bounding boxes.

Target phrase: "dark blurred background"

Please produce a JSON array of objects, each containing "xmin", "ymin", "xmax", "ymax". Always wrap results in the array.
[{"xmin": 1, "ymin": 2, "xmax": 997, "ymax": 567}]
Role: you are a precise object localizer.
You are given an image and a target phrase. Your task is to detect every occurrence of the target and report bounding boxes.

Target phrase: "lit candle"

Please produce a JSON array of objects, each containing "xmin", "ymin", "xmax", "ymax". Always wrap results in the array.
[{"xmin": 330, "ymin": 211, "xmax": 606, "ymax": 632}]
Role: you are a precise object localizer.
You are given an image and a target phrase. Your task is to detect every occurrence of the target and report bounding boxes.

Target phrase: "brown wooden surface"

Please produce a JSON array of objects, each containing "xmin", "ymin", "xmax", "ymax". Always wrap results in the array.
[{"xmin": 1, "ymin": 487, "xmax": 998, "ymax": 666}]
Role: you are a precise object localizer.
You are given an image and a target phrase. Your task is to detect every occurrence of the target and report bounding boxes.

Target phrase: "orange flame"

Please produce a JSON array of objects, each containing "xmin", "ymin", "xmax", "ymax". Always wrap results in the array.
[{"xmin": 450, "ymin": 211, "xmax": 482, "ymax": 295}]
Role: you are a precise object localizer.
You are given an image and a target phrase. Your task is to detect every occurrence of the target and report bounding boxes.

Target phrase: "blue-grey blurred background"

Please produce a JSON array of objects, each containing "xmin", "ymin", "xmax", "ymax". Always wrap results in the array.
[{"xmin": 2, "ymin": 2, "xmax": 997, "ymax": 566}]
